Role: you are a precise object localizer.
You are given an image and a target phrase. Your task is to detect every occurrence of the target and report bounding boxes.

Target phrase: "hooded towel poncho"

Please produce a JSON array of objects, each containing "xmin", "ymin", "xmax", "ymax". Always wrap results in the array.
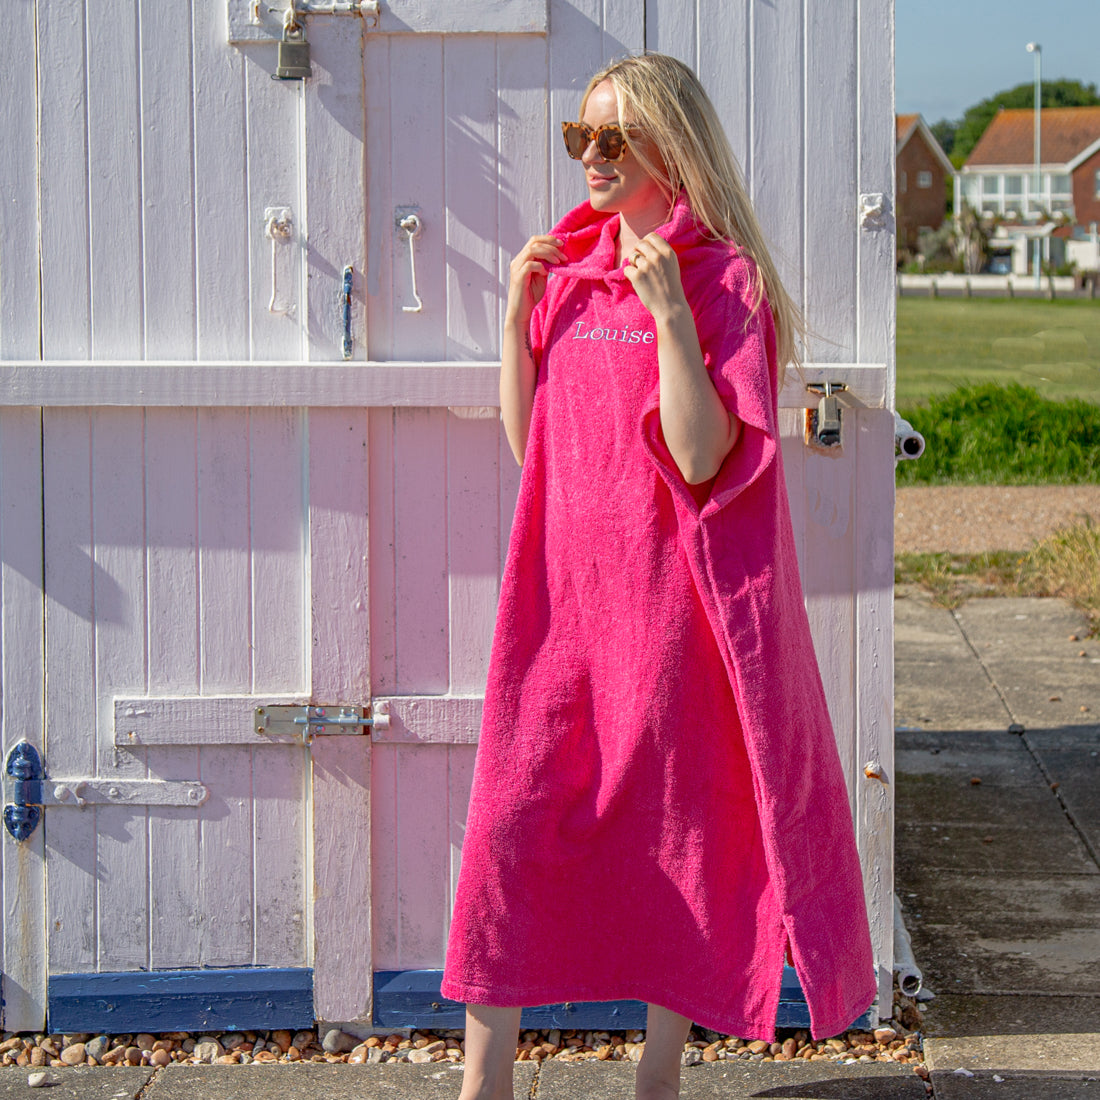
[{"xmin": 441, "ymin": 193, "xmax": 875, "ymax": 1041}]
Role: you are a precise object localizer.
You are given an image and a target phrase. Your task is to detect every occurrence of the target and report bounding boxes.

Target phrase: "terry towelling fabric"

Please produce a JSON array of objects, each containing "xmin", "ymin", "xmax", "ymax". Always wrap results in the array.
[{"xmin": 441, "ymin": 192, "xmax": 876, "ymax": 1041}]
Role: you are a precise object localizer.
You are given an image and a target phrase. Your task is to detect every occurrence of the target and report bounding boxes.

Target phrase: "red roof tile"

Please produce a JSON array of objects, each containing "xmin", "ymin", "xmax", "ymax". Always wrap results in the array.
[
  {"xmin": 896, "ymin": 114, "xmax": 919, "ymax": 143},
  {"xmin": 966, "ymin": 107, "xmax": 1100, "ymax": 167}
]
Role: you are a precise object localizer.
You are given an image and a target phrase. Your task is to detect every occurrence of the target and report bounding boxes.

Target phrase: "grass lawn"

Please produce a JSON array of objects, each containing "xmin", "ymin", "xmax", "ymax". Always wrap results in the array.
[{"xmin": 896, "ymin": 297, "xmax": 1100, "ymax": 407}]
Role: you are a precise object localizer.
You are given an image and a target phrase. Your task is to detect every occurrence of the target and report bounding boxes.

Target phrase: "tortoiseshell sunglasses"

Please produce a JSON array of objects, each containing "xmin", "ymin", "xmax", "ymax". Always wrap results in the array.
[{"xmin": 561, "ymin": 121, "xmax": 637, "ymax": 162}]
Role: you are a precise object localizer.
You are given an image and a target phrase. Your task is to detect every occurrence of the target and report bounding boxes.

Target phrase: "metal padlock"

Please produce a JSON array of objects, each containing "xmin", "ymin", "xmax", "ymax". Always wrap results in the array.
[
  {"xmin": 814, "ymin": 391, "xmax": 842, "ymax": 447},
  {"xmin": 273, "ymin": 20, "xmax": 311, "ymax": 81}
]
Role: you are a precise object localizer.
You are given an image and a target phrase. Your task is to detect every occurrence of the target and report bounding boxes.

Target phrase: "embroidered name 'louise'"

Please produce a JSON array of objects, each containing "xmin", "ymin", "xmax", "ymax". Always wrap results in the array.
[{"xmin": 572, "ymin": 320, "xmax": 654, "ymax": 344}]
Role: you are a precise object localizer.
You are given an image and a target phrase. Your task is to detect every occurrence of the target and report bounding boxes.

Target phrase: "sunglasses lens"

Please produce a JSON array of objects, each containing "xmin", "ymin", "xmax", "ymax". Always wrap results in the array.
[
  {"xmin": 562, "ymin": 123, "xmax": 588, "ymax": 159},
  {"xmin": 597, "ymin": 128, "xmax": 625, "ymax": 160}
]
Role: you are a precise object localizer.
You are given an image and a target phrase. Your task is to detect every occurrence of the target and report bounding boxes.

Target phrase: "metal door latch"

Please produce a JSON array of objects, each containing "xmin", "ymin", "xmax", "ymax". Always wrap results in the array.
[
  {"xmin": 806, "ymin": 382, "xmax": 846, "ymax": 449},
  {"xmin": 3, "ymin": 741, "xmax": 209, "ymax": 842},
  {"xmin": 253, "ymin": 703, "xmax": 391, "ymax": 743}
]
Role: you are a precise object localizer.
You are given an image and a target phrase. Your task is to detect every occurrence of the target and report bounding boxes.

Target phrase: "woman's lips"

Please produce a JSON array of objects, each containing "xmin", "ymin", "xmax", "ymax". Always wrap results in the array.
[{"xmin": 587, "ymin": 174, "xmax": 615, "ymax": 187}]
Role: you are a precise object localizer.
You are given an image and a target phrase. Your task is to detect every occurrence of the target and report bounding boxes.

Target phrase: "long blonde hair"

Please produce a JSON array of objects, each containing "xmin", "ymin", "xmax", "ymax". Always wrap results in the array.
[{"xmin": 581, "ymin": 54, "xmax": 804, "ymax": 380}]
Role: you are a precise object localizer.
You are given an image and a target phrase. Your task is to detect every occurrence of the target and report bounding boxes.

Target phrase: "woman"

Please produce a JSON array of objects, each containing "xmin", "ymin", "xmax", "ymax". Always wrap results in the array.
[{"xmin": 441, "ymin": 54, "xmax": 875, "ymax": 1100}]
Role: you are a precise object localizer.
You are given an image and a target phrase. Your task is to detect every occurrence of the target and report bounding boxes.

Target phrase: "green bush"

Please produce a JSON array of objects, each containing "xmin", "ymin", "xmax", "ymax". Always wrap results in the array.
[{"xmin": 897, "ymin": 382, "xmax": 1100, "ymax": 484}]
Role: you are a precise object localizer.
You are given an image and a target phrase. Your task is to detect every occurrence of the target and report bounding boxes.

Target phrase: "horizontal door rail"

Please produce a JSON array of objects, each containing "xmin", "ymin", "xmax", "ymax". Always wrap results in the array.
[{"xmin": 0, "ymin": 362, "xmax": 886, "ymax": 409}]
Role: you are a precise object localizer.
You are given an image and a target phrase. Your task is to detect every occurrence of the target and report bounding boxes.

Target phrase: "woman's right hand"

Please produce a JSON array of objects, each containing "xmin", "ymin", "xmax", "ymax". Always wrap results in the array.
[{"xmin": 506, "ymin": 235, "xmax": 565, "ymax": 325}]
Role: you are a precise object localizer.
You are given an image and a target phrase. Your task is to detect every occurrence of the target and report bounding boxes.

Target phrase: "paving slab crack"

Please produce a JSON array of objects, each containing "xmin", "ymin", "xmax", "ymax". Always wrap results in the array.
[{"xmin": 950, "ymin": 608, "xmax": 1100, "ymax": 871}]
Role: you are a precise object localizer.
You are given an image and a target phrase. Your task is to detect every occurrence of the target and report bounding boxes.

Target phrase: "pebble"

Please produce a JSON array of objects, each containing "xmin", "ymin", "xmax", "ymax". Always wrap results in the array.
[
  {"xmin": 321, "ymin": 1028, "xmax": 357, "ymax": 1054},
  {"xmin": 27, "ymin": 1071, "xmax": 53, "ymax": 1088},
  {"xmin": 192, "ymin": 1039, "xmax": 223, "ymax": 1063},
  {"xmin": 86, "ymin": 1035, "xmax": 111, "ymax": 1062},
  {"xmin": 60, "ymin": 1043, "xmax": 86, "ymax": 1065}
]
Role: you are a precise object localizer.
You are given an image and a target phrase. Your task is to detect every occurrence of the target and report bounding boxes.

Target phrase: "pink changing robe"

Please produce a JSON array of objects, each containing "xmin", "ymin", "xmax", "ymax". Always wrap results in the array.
[{"xmin": 441, "ymin": 192, "xmax": 875, "ymax": 1041}]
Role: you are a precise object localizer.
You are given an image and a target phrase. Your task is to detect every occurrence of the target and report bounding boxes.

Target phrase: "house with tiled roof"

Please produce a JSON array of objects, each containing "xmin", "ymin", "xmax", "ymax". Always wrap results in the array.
[
  {"xmin": 957, "ymin": 107, "xmax": 1100, "ymax": 272},
  {"xmin": 896, "ymin": 114, "xmax": 953, "ymax": 253}
]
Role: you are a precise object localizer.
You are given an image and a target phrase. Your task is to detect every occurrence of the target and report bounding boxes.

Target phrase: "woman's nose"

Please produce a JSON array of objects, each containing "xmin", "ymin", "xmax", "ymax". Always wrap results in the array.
[{"xmin": 580, "ymin": 138, "xmax": 604, "ymax": 165}]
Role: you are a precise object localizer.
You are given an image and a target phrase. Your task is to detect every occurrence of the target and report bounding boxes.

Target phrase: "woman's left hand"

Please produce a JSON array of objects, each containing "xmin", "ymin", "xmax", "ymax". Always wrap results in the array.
[{"xmin": 623, "ymin": 233, "xmax": 689, "ymax": 323}]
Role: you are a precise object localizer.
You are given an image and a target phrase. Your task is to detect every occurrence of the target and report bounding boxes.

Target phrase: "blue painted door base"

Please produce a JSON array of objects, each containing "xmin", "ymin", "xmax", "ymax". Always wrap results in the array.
[
  {"xmin": 373, "ymin": 968, "xmax": 872, "ymax": 1033},
  {"xmin": 47, "ymin": 967, "xmax": 313, "ymax": 1034}
]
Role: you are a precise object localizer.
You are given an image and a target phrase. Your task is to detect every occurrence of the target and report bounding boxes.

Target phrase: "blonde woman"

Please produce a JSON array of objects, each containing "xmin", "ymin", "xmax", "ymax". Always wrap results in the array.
[{"xmin": 441, "ymin": 54, "xmax": 875, "ymax": 1100}]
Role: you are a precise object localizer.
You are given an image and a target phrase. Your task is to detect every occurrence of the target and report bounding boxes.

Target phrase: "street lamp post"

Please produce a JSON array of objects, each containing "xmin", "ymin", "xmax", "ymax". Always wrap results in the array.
[{"xmin": 1026, "ymin": 42, "xmax": 1042, "ymax": 289}]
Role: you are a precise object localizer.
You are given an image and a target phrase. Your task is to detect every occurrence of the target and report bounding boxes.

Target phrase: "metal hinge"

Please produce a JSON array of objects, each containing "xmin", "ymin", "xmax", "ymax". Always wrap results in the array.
[
  {"xmin": 253, "ymin": 702, "xmax": 390, "ymax": 743},
  {"xmin": 3, "ymin": 741, "xmax": 209, "ymax": 843}
]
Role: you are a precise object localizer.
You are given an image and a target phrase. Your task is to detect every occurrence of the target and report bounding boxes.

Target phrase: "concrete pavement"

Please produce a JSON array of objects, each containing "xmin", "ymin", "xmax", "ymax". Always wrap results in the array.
[
  {"xmin": 895, "ymin": 591, "xmax": 1100, "ymax": 1098},
  {"xmin": 0, "ymin": 592, "xmax": 1096, "ymax": 1097}
]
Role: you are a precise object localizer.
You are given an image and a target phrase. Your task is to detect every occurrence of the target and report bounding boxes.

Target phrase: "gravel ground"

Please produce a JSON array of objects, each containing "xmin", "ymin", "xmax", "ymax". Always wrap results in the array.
[
  {"xmin": 0, "ymin": 995, "xmax": 927, "ymax": 1075},
  {"xmin": 895, "ymin": 485, "xmax": 1100, "ymax": 555}
]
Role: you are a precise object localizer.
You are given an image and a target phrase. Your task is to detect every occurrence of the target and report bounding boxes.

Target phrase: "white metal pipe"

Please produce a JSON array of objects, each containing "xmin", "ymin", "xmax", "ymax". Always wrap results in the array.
[{"xmin": 893, "ymin": 893, "xmax": 923, "ymax": 997}]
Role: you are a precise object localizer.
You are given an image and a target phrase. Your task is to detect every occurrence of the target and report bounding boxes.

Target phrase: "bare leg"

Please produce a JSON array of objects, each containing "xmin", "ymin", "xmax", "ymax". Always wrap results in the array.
[
  {"xmin": 635, "ymin": 1003, "xmax": 692, "ymax": 1100},
  {"xmin": 458, "ymin": 1004, "xmax": 522, "ymax": 1100}
]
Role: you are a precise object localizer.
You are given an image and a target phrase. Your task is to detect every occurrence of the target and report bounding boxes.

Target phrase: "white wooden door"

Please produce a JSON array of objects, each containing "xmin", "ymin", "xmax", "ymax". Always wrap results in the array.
[
  {"xmin": 0, "ymin": 0, "xmax": 895, "ymax": 1034},
  {"xmin": 0, "ymin": 1, "xmax": 373, "ymax": 1032}
]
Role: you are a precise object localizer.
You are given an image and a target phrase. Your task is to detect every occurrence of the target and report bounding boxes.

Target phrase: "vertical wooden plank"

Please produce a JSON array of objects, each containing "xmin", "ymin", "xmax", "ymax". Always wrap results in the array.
[
  {"xmin": 368, "ymin": 408, "xmax": 397, "ymax": 693},
  {"xmin": 145, "ymin": 409, "xmax": 202, "ymax": 969},
  {"xmin": 140, "ymin": 0, "xmax": 197, "ymax": 360},
  {"xmin": 498, "ymin": 32, "xmax": 550, "ymax": 296},
  {"xmin": 198, "ymin": 411, "xmax": 252, "ymax": 692},
  {"xmin": 393, "ymin": 409, "xmax": 448, "ymax": 694},
  {"xmin": 447, "ymin": 410, "xmax": 500, "ymax": 693},
  {"xmin": 0, "ymin": 0, "xmax": 41, "ymax": 360},
  {"xmin": 43, "ymin": 411, "xmax": 97, "ymax": 975},
  {"xmin": 857, "ymin": 0, "xmax": 897, "ymax": 406},
  {"xmin": 396, "ymin": 746, "xmax": 449, "ymax": 968},
  {"xmin": 0, "ymin": 0, "xmax": 45, "ymax": 1030},
  {"xmin": 645, "ymin": 0, "xmax": 697, "ymax": 67},
  {"xmin": 699, "ymin": 2, "xmax": 751, "ymax": 175},
  {"xmin": 858, "ymin": 0, "xmax": 896, "ymax": 1019},
  {"xmin": 750, "ymin": 0, "xmax": 805, "ymax": 303},
  {"xmin": 0, "ymin": 409, "xmax": 46, "ymax": 1030},
  {"xmin": 309, "ymin": 408, "xmax": 372, "ymax": 1022},
  {"xmin": 444, "ymin": 37, "xmax": 499, "ymax": 361},
  {"xmin": 37, "ymin": 1, "xmax": 91, "ymax": 359},
  {"xmin": 243, "ymin": 46, "xmax": 303, "ymax": 360},
  {"xmin": 802, "ymin": 443, "xmax": 857, "ymax": 798},
  {"xmin": 855, "ymin": 409, "xmax": 895, "ymax": 1018},
  {"xmin": 390, "ymin": 36, "xmax": 447, "ymax": 361},
  {"xmin": 250, "ymin": 408, "xmax": 307, "ymax": 694},
  {"xmin": 303, "ymin": 16, "xmax": 366, "ymax": 361},
  {"xmin": 192, "ymin": 0, "xmax": 250, "ymax": 360},
  {"xmin": 364, "ymin": 34, "xmax": 393, "ymax": 356},
  {"xmin": 88, "ymin": 0, "xmax": 143, "ymax": 360},
  {"xmin": 91, "ymin": 411, "xmax": 149, "ymax": 972},
  {"xmin": 370, "ymin": 743, "xmax": 399, "ymax": 970},
  {"xmin": 84, "ymin": 0, "xmax": 147, "ymax": 973},
  {"xmin": 805, "ymin": 0, "xmax": 858, "ymax": 355},
  {"xmin": 253, "ymin": 745, "xmax": 308, "ymax": 967},
  {"xmin": 197, "ymin": 410, "xmax": 254, "ymax": 964},
  {"xmin": 250, "ymin": 407, "xmax": 309, "ymax": 968}
]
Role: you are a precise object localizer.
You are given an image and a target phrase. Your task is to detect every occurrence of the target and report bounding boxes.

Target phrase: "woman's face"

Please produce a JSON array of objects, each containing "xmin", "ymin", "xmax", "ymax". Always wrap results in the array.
[{"xmin": 580, "ymin": 81, "xmax": 666, "ymax": 222}]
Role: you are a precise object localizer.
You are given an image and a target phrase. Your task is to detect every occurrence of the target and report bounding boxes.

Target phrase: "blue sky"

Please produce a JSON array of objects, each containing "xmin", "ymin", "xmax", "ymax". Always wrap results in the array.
[{"xmin": 895, "ymin": 0, "xmax": 1100, "ymax": 124}]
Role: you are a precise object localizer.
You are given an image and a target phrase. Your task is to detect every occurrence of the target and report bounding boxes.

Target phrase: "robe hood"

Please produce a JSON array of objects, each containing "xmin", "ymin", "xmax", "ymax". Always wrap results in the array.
[{"xmin": 544, "ymin": 190, "xmax": 733, "ymax": 284}]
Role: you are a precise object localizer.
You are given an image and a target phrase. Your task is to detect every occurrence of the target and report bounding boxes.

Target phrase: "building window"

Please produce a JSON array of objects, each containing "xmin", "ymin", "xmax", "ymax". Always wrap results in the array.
[
  {"xmin": 917, "ymin": 170, "xmax": 932, "ymax": 189},
  {"xmin": 1051, "ymin": 174, "xmax": 1072, "ymax": 195},
  {"xmin": 900, "ymin": 171, "xmax": 907, "ymax": 193},
  {"xmin": 1004, "ymin": 175, "xmax": 1024, "ymax": 195},
  {"xmin": 1095, "ymin": 169, "xmax": 1100, "ymax": 199}
]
